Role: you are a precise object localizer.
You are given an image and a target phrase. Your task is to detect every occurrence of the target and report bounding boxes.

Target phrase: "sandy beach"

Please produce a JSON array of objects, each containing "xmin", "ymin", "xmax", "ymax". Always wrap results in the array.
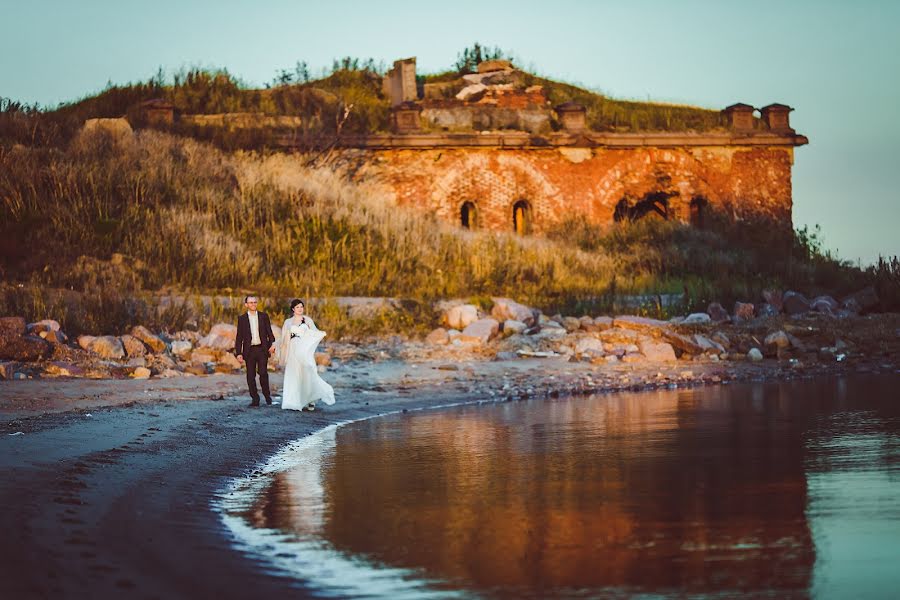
[{"xmin": 1, "ymin": 353, "xmax": 896, "ymax": 598}]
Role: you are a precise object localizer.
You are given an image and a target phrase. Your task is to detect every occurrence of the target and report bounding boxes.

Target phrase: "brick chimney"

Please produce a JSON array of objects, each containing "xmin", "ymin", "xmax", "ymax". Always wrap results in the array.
[
  {"xmin": 555, "ymin": 101, "xmax": 587, "ymax": 134},
  {"xmin": 760, "ymin": 103, "xmax": 794, "ymax": 132},
  {"xmin": 723, "ymin": 103, "xmax": 755, "ymax": 132}
]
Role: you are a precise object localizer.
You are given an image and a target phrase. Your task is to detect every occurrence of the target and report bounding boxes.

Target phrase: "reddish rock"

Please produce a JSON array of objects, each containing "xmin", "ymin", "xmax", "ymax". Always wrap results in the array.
[
  {"xmin": 131, "ymin": 325, "xmax": 167, "ymax": 353},
  {"xmin": 0, "ymin": 316, "xmax": 26, "ymax": 339},
  {"xmin": 120, "ymin": 334, "xmax": 148, "ymax": 357},
  {"xmin": 733, "ymin": 302, "xmax": 755, "ymax": 322},
  {"xmin": 0, "ymin": 334, "xmax": 52, "ymax": 361}
]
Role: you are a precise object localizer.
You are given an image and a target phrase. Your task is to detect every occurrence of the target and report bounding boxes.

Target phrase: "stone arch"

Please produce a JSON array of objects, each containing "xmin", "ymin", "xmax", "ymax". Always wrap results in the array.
[
  {"xmin": 460, "ymin": 201, "xmax": 478, "ymax": 229},
  {"xmin": 613, "ymin": 192, "xmax": 673, "ymax": 222},
  {"xmin": 594, "ymin": 150, "xmax": 717, "ymax": 224},
  {"xmin": 431, "ymin": 153, "xmax": 559, "ymax": 232},
  {"xmin": 512, "ymin": 199, "xmax": 532, "ymax": 235}
]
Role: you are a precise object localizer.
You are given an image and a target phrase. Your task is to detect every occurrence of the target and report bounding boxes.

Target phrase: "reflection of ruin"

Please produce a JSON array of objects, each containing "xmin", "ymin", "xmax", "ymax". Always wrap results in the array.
[{"xmin": 316, "ymin": 386, "xmax": 814, "ymax": 595}]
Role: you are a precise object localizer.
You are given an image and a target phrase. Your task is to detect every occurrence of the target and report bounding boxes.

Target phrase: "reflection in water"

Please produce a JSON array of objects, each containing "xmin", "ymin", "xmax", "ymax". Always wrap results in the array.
[{"xmin": 233, "ymin": 374, "xmax": 900, "ymax": 598}]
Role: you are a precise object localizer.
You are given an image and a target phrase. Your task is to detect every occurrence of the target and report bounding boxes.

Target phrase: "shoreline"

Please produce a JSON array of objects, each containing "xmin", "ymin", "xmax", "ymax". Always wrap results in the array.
[{"xmin": 1, "ymin": 356, "xmax": 897, "ymax": 598}]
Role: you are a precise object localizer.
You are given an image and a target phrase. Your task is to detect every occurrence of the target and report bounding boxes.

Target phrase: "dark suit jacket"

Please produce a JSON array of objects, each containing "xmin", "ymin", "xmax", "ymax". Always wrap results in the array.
[{"xmin": 234, "ymin": 311, "xmax": 276, "ymax": 357}]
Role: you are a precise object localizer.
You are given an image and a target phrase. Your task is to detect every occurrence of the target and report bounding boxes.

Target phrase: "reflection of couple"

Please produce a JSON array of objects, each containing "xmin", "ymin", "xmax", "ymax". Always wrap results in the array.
[{"xmin": 234, "ymin": 295, "xmax": 335, "ymax": 411}]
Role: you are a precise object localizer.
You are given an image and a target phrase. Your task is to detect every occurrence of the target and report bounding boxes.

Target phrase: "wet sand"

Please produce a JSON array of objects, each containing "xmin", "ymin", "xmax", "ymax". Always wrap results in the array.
[{"xmin": 0, "ymin": 356, "xmax": 895, "ymax": 598}]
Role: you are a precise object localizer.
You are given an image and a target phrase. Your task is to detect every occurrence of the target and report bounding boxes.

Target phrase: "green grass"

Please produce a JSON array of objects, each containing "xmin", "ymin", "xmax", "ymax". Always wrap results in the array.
[{"xmin": 1, "ymin": 128, "xmax": 893, "ymax": 338}]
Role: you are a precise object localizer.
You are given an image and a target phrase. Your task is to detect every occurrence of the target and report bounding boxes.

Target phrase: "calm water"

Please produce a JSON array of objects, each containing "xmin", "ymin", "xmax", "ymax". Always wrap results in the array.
[{"xmin": 221, "ymin": 374, "xmax": 900, "ymax": 599}]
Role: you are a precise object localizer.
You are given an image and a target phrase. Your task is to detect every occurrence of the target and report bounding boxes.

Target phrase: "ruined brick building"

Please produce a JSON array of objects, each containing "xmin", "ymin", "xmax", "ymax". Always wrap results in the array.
[{"xmin": 339, "ymin": 58, "xmax": 808, "ymax": 236}]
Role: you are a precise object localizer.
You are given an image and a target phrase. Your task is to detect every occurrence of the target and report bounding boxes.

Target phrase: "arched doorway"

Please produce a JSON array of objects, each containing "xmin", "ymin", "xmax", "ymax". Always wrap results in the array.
[
  {"xmin": 460, "ymin": 201, "xmax": 478, "ymax": 230},
  {"xmin": 614, "ymin": 193, "xmax": 671, "ymax": 222},
  {"xmin": 690, "ymin": 197, "xmax": 708, "ymax": 228},
  {"xmin": 512, "ymin": 200, "xmax": 531, "ymax": 235}
]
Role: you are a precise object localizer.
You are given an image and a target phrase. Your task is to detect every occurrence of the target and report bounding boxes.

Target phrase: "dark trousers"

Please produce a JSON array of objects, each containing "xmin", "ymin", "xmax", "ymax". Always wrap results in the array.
[{"xmin": 243, "ymin": 345, "xmax": 271, "ymax": 404}]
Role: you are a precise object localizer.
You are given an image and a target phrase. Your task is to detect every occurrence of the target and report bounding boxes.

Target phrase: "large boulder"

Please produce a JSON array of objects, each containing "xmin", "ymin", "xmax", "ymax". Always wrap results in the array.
[
  {"xmin": 491, "ymin": 298, "xmax": 538, "ymax": 325},
  {"xmin": 130, "ymin": 325, "xmax": 166, "ymax": 353},
  {"xmin": 639, "ymin": 340, "xmax": 677, "ymax": 362},
  {"xmin": 87, "ymin": 336, "xmax": 126, "ymax": 359},
  {"xmin": 458, "ymin": 318, "xmax": 500, "ymax": 345},
  {"xmin": 733, "ymin": 302, "xmax": 755, "ymax": 323},
  {"xmin": 573, "ymin": 336, "xmax": 604, "ymax": 356},
  {"xmin": 562, "ymin": 317, "xmax": 581, "ymax": 333},
  {"xmin": 26, "ymin": 319, "xmax": 61, "ymax": 334},
  {"xmin": 445, "ymin": 305, "xmax": 479, "ymax": 330},
  {"xmin": 217, "ymin": 352, "xmax": 242, "ymax": 370},
  {"xmin": 198, "ymin": 323, "xmax": 237, "ymax": 351},
  {"xmin": 0, "ymin": 316, "xmax": 26, "ymax": 340},
  {"xmin": 592, "ymin": 316, "xmax": 613, "ymax": 330},
  {"xmin": 502, "ymin": 320, "xmax": 527, "ymax": 337},
  {"xmin": 170, "ymin": 340, "xmax": 193, "ymax": 358},
  {"xmin": 706, "ymin": 303, "xmax": 730, "ymax": 323},
  {"xmin": 120, "ymin": 334, "xmax": 148, "ymax": 358},
  {"xmin": 842, "ymin": 286, "xmax": 879, "ymax": 313},
  {"xmin": 811, "ymin": 295, "xmax": 839, "ymax": 313},
  {"xmin": 425, "ymin": 328, "xmax": 450, "ymax": 345},
  {"xmin": 77, "ymin": 335, "xmax": 96, "ymax": 350},
  {"xmin": 0, "ymin": 334, "xmax": 52, "ymax": 361},
  {"xmin": 782, "ymin": 291, "xmax": 811, "ymax": 315},
  {"xmin": 694, "ymin": 334, "xmax": 726, "ymax": 354}
]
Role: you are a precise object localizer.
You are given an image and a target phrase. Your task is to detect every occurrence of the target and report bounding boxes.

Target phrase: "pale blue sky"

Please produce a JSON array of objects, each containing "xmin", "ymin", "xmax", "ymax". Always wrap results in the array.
[{"xmin": 2, "ymin": 0, "xmax": 898, "ymax": 263}]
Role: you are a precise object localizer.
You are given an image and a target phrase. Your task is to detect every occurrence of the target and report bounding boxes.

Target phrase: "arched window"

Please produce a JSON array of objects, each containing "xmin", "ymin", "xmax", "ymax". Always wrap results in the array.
[
  {"xmin": 460, "ymin": 201, "xmax": 478, "ymax": 230},
  {"xmin": 690, "ymin": 197, "xmax": 707, "ymax": 228},
  {"xmin": 513, "ymin": 200, "xmax": 531, "ymax": 235}
]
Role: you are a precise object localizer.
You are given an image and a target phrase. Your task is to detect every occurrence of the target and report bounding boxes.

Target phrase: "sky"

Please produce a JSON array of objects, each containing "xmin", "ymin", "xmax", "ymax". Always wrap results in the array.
[{"xmin": 2, "ymin": 0, "xmax": 898, "ymax": 264}]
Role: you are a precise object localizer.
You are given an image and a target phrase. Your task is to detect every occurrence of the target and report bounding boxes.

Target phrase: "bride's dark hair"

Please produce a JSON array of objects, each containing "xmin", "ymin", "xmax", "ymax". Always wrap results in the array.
[{"xmin": 289, "ymin": 299, "xmax": 305, "ymax": 311}]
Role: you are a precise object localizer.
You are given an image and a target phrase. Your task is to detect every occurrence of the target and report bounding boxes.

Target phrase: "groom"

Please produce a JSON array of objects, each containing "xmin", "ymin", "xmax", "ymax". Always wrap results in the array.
[{"xmin": 234, "ymin": 295, "xmax": 276, "ymax": 407}]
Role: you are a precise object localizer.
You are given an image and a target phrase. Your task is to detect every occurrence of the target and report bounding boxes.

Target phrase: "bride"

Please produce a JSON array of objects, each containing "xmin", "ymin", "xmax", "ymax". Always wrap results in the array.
[{"xmin": 278, "ymin": 299, "xmax": 335, "ymax": 411}]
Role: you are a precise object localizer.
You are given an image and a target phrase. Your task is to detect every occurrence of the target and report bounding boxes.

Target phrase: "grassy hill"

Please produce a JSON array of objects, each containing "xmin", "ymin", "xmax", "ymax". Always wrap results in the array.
[{"xmin": 0, "ymin": 52, "xmax": 895, "ymax": 335}]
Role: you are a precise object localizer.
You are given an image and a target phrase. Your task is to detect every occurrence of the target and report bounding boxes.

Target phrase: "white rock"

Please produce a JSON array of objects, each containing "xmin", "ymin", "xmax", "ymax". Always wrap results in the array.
[
  {"xmin": 198, "ymin": 323, "xmax": 237, "ymax": 350},
  {"xmin": 683, "ymin": 313, "xmax": 712, "ymax": 325},
  {"xmin": 638, "ymin": 340, "xmax": 677, "ymax": 362},
  {"xmin": 748, "ymin": 348, "xmax": 764, "ymax": 361},
  {"xmin": 459, "ymin": 318, "xmax": 500, "ymax": 345},
  {"xmin": 573, "ymin": 337, "xmax": 604, "ymax": 355},
  {"xmin": 455, "ymin": 83, "xmax": 487, "ymax": 101},
  {"xmin": 170, "ymin": 340, "xmax": 193, "ymax": 357},
  {"xmin": 491, "ymin": 298, "xmax": 538, "ymax": 324}
]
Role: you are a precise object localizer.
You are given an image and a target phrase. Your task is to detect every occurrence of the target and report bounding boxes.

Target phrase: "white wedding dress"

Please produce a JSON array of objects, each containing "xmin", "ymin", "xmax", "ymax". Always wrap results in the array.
[{"xmin": 279, "ymin": 316, "xmax": 335, "ymax": 411}]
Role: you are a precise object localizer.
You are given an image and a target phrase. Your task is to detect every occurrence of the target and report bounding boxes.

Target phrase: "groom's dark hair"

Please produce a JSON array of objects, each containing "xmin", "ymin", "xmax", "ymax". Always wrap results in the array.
[
  {"xmin": 244, "ymin": 295, "xmax": 256, "ymax": 303},
  {"xmin": 290, "ymin": 299, "xmax": 304, "ymax": 310}
]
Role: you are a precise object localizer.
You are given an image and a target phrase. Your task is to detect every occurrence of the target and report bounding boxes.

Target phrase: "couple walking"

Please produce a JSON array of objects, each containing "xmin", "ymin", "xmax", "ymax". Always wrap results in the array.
[{"xmin": 234, "ymin": 295, "xmax": 335, "ymax": 410}]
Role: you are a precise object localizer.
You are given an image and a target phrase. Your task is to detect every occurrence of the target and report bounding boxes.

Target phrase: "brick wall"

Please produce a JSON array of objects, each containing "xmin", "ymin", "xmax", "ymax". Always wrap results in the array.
[{"xmin": 350, "ymin": 145, "xmax": 795, "ymax": 234}]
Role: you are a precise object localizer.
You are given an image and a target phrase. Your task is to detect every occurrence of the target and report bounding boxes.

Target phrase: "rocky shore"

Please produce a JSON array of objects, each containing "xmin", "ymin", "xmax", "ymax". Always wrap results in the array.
[{"xmin": 1, "ymin": 289, "xmax": 898, "ymax": 598}]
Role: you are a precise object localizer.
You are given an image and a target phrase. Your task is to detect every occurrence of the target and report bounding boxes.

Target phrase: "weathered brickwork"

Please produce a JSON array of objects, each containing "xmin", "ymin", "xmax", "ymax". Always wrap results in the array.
[{"xmin": 352, "ymin": 144, "xmax": 798, "ymax": 234}]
